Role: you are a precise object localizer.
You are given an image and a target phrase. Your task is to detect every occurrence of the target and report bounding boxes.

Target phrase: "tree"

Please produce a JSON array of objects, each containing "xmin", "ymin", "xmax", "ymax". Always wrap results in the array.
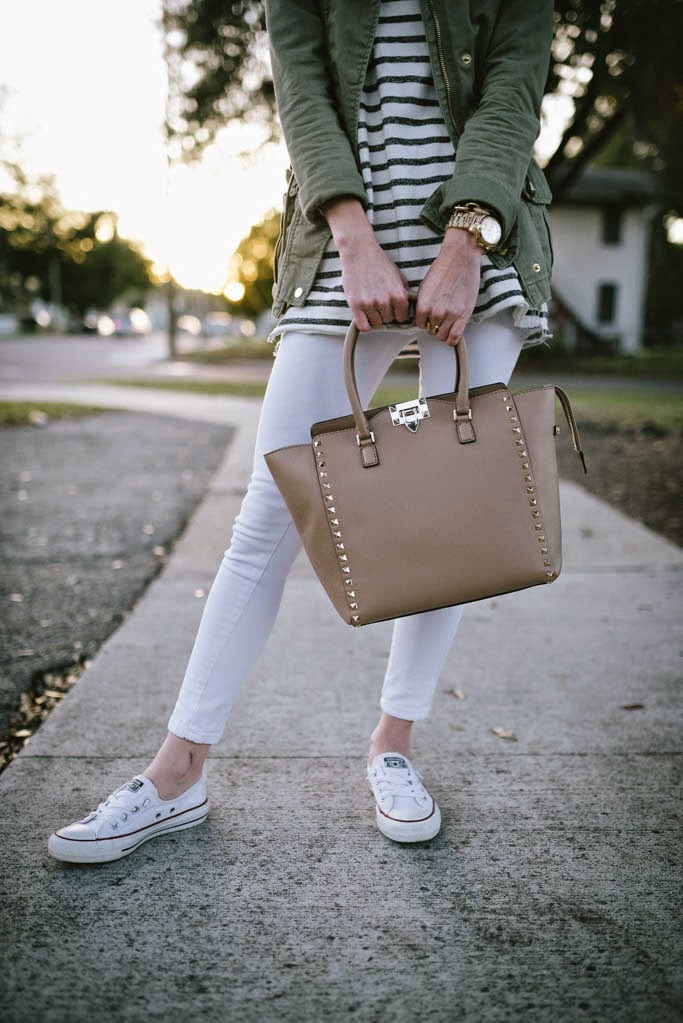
[
  {"xmin": 225, "ymin": 207, "xmax": 280, "ymax": 317},
  {"xmin": 161, "ymin": 0, "xmax": 275, "ymax": 163},
  {"xmin": 59, "ymin": 224, "xmax": 151, "ymax": 316},
  {"xmin": 0, "ymin": 165, "xmax": 151, "ymax": 317},
  {"xmin": 545, "ymin": 0, "xmax": 683, "ymax": 202},
  {"xmin": 0, "ymin": 169, "xmax": 60, "ymax": 313}
]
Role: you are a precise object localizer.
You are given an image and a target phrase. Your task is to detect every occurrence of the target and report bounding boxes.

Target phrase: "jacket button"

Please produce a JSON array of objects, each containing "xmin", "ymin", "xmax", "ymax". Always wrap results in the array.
[
  {"xmin": 532, "ymin": 262, "xmax": 541, "ymax": 273},
  {"xmin": 462, "ymin": 52, "xmax": 472, "ymax": 65},
  {"xmin": 294, "ymin": 286, "xmax": 303, "ymax": 298}
]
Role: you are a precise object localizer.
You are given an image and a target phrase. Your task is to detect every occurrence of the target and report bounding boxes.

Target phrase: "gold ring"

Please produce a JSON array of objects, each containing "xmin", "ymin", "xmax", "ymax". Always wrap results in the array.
[{"xmin": 426, "ymin": 319, "xmax": 441, "ymax": 335}]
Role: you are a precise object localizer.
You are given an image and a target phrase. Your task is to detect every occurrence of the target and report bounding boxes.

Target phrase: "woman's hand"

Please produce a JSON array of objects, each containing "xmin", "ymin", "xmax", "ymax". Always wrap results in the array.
[
  {"xmin": 415, "ymin": 229, "xmax": 483, "ymax": 346},
  {"xmin": 323, "ymin": 197, "xmax": 411, "ymax": 331}
]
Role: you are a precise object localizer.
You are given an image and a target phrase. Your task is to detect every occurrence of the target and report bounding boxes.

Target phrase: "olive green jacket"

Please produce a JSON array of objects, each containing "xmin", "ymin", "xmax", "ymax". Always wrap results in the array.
[{"xmin": 265, "ymin": 0, "xmax": 555, "ymax": 319}]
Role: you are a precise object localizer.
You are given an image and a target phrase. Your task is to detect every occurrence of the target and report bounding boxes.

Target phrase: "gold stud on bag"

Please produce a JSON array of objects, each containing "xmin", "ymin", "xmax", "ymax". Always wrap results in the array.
[{"xmin": 265, "ymin": 294, "xmax": 587, "ymax": 627}]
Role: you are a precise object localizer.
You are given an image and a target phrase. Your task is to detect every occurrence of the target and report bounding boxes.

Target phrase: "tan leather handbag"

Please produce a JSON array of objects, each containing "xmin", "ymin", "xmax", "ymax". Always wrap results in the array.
[{"xmin": 265, "ymin": 313, "xmax": 586, "ymax": 627}]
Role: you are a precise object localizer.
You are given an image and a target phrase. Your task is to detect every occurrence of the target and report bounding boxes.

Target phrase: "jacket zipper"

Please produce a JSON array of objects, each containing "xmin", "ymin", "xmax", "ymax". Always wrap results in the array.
[{"xmin": 427, "ymin": 0, "xmax": 463, "ymax": 138}]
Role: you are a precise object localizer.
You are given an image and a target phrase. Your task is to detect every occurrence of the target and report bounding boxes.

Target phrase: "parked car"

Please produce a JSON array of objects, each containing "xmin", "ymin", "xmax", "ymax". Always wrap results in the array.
[
  {"xmin": 177, "ymin": 314, "xmax": 202, "ymax": 336},
  {"xmin": 67, "ymin": 311, "xmax": 102, "ymax": 334},
  {"xmin": 202, "ymin": 311, "xmax": 234, "ymax": 338},
  {"xmin": 112, "ymin": 308, "xmax": 151, "ymax": 337}
]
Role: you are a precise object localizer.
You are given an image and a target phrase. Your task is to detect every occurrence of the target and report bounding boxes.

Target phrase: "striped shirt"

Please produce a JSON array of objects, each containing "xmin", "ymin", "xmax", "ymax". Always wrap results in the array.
[{"xmin": 271, "ymin": 0, "xmax": 550, "ymax": 347}]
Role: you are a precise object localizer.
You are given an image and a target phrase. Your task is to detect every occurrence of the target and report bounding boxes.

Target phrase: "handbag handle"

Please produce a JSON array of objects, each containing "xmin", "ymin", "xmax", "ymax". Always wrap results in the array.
[
  {"xmin": 341, "ymin": 292, "xmax": 588, "ymax": 473},
  {"xmin": 343, "ymin": 290, "xmax": 472, "ymax": 458}
]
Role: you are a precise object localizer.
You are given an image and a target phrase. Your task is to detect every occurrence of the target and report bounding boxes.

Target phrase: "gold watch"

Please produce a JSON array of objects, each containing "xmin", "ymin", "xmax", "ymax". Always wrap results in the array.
[{"xmin": 446, "ymin": 203, "xmax": 502, "ymax": 251}]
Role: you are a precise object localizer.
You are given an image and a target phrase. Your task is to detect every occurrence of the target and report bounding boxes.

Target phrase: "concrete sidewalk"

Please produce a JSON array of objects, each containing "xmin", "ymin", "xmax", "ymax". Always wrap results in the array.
[{"xmin": 1, "ymin": 384, "xmax": 682, "ymax": 1022}]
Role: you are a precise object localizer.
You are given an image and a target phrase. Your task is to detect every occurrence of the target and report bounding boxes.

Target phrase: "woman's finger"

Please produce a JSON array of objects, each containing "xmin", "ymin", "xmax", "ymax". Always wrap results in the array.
[
  {"xmin": 435, "ymin": 316, "xmax": 456, "ymax": 343},
  {"xmin": 365, "ymin": 304, "xmax": 385, "ymax": 330},
  {"xmin": 446, "ymin": 308, "xmax": 472, "ymax": 345},
  {"xmin": 413, "ymin": 298, "xmax": 430, "ymax": 330},
  {"xmin": 376, "ymin": 298, "xmax": 396, "ymax": 325},
  {"xmin": 416, "ymin": 300, "xmax": 450, "ymax": 338},
  {"xmin": 352, "ymin": 305, "xmax": 373, "ymax": 332},
  {"xmin": 392, "ymin": 291, "xmax": 412, "ymax": 324}
]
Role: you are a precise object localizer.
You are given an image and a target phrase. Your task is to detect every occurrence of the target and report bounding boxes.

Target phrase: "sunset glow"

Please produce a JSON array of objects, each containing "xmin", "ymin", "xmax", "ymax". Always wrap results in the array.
[{"xmin": 1, "ymin": 0, "xmax": 289, "ymax": 293}]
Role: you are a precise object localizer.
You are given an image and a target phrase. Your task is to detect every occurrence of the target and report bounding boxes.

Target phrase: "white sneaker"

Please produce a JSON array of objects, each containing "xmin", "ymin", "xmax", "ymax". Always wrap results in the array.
[
  {"xmin": 367, "ymin": 752, "xmax": 441, "ymax": 843},
  {"xmin": 48, "ymin": 774, "xmax": 209, "ymax": 864}
]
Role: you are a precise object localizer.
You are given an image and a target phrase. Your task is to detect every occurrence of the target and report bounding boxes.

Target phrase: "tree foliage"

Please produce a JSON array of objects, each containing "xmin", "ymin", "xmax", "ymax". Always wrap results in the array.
[
  {"xmin": 162, "ymin": 0, "xmax": 274, "ymax": 162},
  {"xmin": 545, "ymin": 0, "xmax": 683, "ymax": 201},
  {"xmin": 162, "ymin": 0, "xmax": 683, "ymax": 204},
  {"xmin": 225, "ymin": 207, "xmax": 280, "ymax": 316},
  {"xmin": 0, "ymin": 166, "xmax": 152, "ymax": 315}
]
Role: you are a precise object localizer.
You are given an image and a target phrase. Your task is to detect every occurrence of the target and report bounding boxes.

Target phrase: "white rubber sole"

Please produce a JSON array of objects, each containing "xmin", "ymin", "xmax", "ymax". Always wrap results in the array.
[
  {"xmin": 375, "ymin": 801, "xmax": 441, "ymax": 843},
  {"xmin": 47, "ymin": 804, "xmax": 210, "ymax": 864}
]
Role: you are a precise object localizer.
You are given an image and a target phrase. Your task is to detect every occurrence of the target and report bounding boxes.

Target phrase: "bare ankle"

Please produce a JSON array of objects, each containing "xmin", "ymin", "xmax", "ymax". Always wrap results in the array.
[
  {"xmin": 144, "ymin": 732, "xmax": 210, "ymax": 800},
  {"xmin": 144, "ymin": 766, "xmax": 197, "ymax": 801},
  {"xmin": 367, "ymin": 714, "xmax": 413, "ymax": 767}
]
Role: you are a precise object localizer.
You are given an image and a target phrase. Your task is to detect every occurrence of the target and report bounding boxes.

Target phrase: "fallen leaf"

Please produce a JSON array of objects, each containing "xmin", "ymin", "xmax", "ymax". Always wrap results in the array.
[
  {"xmin": 491, "ymin": 726, "xmax": 517, "ymax": 741},
  {"xmin": 446, "ymin": 688, "xmax": 466, "ymax": 700}
]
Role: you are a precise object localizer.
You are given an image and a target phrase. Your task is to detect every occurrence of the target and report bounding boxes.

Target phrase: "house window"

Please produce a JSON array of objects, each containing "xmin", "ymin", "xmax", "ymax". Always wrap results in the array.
[
  {"xmin": 597, "ymin": 282, "xmax": 618, "ymax": 323},
  {"xmin": 602, "ymin": 207, "xmax": 623, "ymax": 245}
]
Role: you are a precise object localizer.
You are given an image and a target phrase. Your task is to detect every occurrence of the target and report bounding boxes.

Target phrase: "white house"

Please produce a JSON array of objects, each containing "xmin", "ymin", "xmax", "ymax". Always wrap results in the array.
[{"xmin": 548, "ymin": 167, "xmax": 666, "ymax": 353}]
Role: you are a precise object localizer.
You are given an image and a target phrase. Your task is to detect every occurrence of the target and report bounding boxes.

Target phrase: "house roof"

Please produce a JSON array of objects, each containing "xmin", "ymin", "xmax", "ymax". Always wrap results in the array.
[{"xmin": 555, "ymin": 167, "xmax": 667, "ymax": 206}]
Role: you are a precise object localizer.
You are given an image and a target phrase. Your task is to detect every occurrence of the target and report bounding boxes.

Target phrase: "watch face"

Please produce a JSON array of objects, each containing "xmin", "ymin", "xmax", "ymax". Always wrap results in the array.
[{"xmin": 481, "ymin": 215, "xmax": 502, "ymax": 246}]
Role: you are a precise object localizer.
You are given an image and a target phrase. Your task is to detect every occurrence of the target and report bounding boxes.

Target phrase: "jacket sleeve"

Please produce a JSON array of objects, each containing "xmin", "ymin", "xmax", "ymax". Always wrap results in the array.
[
  {"xmin": 440, "ymin": 0, "xmax": 554, "ymax": 239},
  {"xmin": 265, "ymin": 0, "xmax": 367, "ymax": 222}
]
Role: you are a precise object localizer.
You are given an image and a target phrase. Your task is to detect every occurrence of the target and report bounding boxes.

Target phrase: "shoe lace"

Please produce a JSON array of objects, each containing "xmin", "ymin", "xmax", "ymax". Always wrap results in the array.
[
  {"xmin": 374, "ymin": 765, "xmax": 425, "ymax": 803},
  {"xmin": 82, "ymin": 784, "xmax": 153, "ymax": 829}
]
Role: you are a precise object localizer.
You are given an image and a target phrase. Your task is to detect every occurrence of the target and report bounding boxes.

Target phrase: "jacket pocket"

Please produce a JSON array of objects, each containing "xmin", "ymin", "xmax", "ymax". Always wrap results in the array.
[
  {"xmin": 522, "ymin": 159, "xmax": 553, "ymax": 205},
  {"xmin": 273, "ymin": 169, "xmax": 300, "ymax": 286},
  {"xmin": 521, "ymin": 159, "xmax": 554, "ymax": 273}
]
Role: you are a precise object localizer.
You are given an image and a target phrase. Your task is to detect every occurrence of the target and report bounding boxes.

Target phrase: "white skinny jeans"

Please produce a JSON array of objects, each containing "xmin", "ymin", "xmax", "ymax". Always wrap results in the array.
[{"xmin": 168, "ymin": 309, "xmax": 524, "ymax": 744}]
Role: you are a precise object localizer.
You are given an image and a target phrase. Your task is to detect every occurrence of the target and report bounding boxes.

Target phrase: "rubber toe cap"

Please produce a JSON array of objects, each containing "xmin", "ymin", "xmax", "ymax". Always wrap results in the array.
[{"xmin": 53, "ymin": 822, "xmax": 98, "ymax": 842}]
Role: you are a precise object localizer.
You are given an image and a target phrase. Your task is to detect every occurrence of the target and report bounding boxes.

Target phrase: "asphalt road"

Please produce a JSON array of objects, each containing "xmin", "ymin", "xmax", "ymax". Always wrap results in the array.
[
  {"xmin": 2, "ymin": 331, "xmax": 682, "ymax": 392},
  {"xmin": 0, "ymin": 331, "xmax": 204, "ymax": 383},
  {"xmin": 0, "ymin": 410, "xmax": 233, "ymax": 737}
]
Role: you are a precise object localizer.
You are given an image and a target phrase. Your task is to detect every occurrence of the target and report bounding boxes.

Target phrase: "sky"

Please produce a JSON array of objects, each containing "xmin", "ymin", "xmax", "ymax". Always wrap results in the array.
[
  {"xmin": 0, "ymin": 0, "xmax": 289, "ymax": 293},
  {"xmin": 1, "ymin": 1, "xmax": 570, "ymax": 294}
]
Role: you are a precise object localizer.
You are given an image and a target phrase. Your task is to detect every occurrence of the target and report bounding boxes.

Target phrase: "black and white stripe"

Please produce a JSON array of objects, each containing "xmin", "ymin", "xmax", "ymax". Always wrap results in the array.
[{"xmin": 273, "ymin": 0, "xmax": 549, "ymax": 346}]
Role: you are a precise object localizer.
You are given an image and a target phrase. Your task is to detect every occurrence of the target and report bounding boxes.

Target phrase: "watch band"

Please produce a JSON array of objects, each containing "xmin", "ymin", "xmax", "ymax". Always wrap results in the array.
[{"xmin": 446, "ymin": 203, "xmax": 502, "ymax": 251}]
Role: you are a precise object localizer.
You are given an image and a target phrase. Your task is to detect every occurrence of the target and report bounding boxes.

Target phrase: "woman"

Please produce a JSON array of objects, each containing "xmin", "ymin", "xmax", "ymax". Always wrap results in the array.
[{"xmin": 48, "ymin": 0, "xmax": 555, "ymax": 862}]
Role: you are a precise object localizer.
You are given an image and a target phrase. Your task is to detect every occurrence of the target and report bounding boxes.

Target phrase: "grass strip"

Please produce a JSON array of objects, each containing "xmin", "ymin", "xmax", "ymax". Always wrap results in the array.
[
  {"xmin": 565, "ymin": 390, "xmax": 683, "ymax": 432},
  {"xmin": 104, "ymin": 377, "xmax": 269, "ymax": 399},
  {"xmin": 180, "ymin": 339, "xmax": 274, "ymax": 362},
  {"xmin": 518, "ymin": 347, "xmax": 683, "ymax": 380},
  {"xmin": 0, "ymin": 401, "xmax": 113, "ymax": 427}
]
